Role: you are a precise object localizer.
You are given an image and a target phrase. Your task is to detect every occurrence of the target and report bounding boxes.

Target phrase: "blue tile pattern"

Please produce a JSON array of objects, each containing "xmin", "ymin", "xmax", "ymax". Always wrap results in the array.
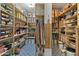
[{"xmin": 18, "ymin": 39, "xmax": 36, "ymax": 56}]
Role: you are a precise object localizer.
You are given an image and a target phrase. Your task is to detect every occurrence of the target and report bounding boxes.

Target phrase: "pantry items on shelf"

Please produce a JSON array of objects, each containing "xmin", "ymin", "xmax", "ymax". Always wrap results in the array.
[
  {"xmin": 1, "ymin": 4, "xmax": 13, "ymax": 14},
  {"xmin": 0, "ymin": 43, "xmax": 8, "ymax": 54},
  {"xmin": 15, "ymin": 48, "xmax": 21, "ymax": 55}
]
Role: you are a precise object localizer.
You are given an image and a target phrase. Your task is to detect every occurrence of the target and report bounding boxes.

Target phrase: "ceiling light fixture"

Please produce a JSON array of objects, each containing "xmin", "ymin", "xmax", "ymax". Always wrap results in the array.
[{"xmin": 26, "ymin": 3, "xmax": 35, "ymax": 8}]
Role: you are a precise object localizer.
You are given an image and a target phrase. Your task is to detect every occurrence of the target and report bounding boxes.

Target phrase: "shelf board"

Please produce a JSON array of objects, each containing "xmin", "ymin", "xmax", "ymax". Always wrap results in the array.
[
  {"xmin": 66, "ymin": 42, "xmax": 75, "ymax": 50},
  {"xmin": 68, "ymin": 38, "xmax": 76, "ymax": 41},
  {"xmin": 59, "ymin": 4, "xmax": 77, "ymax": 17},
  {"xmin": 15, "ymin": 6, "xmax": 26, "ymax": 18},
  {"xmin": 15, "ymin": 26, "xmax": 28, "ymax": 28},
  {"xmin": 1, "ymin": 19, "xmax": 10, "ymax": 22},
  {"xmin": 66, "ymin": 26, "xmax": 76, "ymax": 28},
  {"xmin": 0, "ymin": 24, "xmax": 13, "ymax": 27},
  {"xmin": 0, "ymin": 28, "xmax": 12, "ymax": 30},
  {"xmin": 70, "ymin": 42, "xmax": 76, "ymax": 45},
  {"xmin": 58, "ymin": 40, "xmax": 63, "ymax": 44},
  {"xmin": 15, "ymin": 17, "xmax": 26, "ymax": 23},
  {"xmin": 65, "ymin": 31, "xmax": 75, "ymax": 33},
  {"xmin": 0, "ymin": 50, "xmax": 9, "ymax": 56},
  {"xmin": 66, "ymin": 21, "xmax": 77, "ymax": 24},
  {"xmin": 67, "ymin": 35, "xmax": 76, "ymax": 38},
  {"xmin": 52, "ymin": 27, "xmax": 58, "ymax": 29},
  {"xmin": 69, "ymin": 43, "xmax": 76, "ymax": 49},
  {"xmin": 0, "ymin": 37, "xmax": 12, "ymax": 42},
  {"xmin": 28, "ymin": 27, "xmax": 36, "ymax": 29},
  {"xmin": 14, "ymin": 33, "xmax": 26, "ymax": 38},
  {"xmin": 26, "ymin": 37, "xmax": 35, "ymax": 39},
  {"xmin": 52, "ymin": 16, "xmax": 59, "ymax": 18},
  {"xmin": 20, "ymin": 26, "xmax": 28, "ymax": 28},
  {"xmin": 12, "ymin": 39, "xmax": 25, "ymax": 48},
  {"xmin": 1, "ymin": 9, "xmax": 13, "ymax": 16},
  {"xmin": 66, "ymin": 14, "xmax": 77, "ymax": 20},
  {"xmin": 52, "ymin": 32, "xmax": 59, "ymax": 34},
  {"xmin": 66, "ymin": 32, "xmax": 76, "ymax": 34},
  {"xmin": 69, "ymin": 40, "xmax": 76, "ymax": 44},
  {"xmin": 27, "ymin": 32, "xmax": 35, "ymax": 34}
]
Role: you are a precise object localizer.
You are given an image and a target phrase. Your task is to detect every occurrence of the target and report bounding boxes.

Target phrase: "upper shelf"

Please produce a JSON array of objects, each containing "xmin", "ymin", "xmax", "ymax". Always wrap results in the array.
[
  {"xmin": 0, "ymin": 37, "xmax": 12, "ymax": 42},
  {"xmin": 13, "ymin": 33, "xmax": 26, "ymax": 38},
  {"xmin": 15, "ymin": 17, "xmax": 27, "ymax": 23},
  {"xmin": 66, "ymin": 13, "xmax": 77, "ymax": 20},
  {"xmin": 59, "ymin": 4, "xmax": 77, "ymax": 17},
  {"xmin": 1, "ymin": 9, "xmax": 13, "ymax": 16}
]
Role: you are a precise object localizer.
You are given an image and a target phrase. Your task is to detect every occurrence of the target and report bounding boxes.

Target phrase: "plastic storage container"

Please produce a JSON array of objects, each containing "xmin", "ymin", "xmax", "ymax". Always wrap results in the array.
[{"xmin": 66, "ymin": 47, "xmax": 75, "ymax": 56}]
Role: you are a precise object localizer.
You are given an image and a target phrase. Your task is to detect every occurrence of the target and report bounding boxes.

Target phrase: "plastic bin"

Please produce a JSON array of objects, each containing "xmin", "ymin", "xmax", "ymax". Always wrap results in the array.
[{"xmin": 66, "ymin": 47, "xmax": 75, "ymax": 56}]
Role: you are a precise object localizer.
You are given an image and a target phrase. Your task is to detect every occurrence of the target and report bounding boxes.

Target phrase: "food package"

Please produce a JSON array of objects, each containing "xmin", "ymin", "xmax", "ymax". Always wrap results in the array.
[{"xmin": 0, "ymin": 45, "xmax": 5, "ymax": 54}]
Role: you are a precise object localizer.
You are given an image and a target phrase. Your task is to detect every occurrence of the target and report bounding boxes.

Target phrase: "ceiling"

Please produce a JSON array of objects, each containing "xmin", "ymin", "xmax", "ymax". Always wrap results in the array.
[
  {"xmin": 14, "ymin": 3, "xmax": 67, "ymax": 11},
  {"xmin": 14, "ymin": 3, "xmax": 30, "ymax": 12},
  {"xmin": 13, "ymin": 3, "xmax": 35, "ymax": 16},
  {"xmin": 52, "ymin": 3, "xmax": 67, "ymax": 9}
]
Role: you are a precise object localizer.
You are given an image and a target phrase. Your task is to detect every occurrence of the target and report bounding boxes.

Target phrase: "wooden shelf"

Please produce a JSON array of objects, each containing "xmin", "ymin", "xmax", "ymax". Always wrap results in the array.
[
  {"xmin": 0, "ymin": 24, "xmax": 13, "ymax": 27},
  {"xmin": 59, "ymin": 4, "xmax": 77, "ymax": 17},
  {"xmin": 0, "ymin": 37, "xmax": 12, "ymax": 42},
  {"xmin": 19, "ymin": 26, "xmax": 28, "ymax": 28},
  {"xmin": 65, "ymin": 41, "xmax": 75, "ymax": 49},
  {"xmin": 1, "ymin": 9, "xmax": 13, "ymax": 16},
  {"xmin": 0, "ymin": 28, "xmax": 12, "ymax": 31},
  {"xmin": 26, "ymin": 37, "xmax": 35, "ymax": 39},
  {"xmin": 27, "ymin": 32, "xmax": 35, "ymax": 34},
  {"xmin": 12, "ymin": 39, "xmax": 25, "ymax": 48},
  {"xmin": 68, "ymin": 37, "xmax": 76, "ymax": 41},
  {"xmin": 52, "ymin": 16, "xmax": 58, "ymax": 18},
  {"xmin": 15, "ymin": 26, "xmax": 28, "ymax": 28},
  {"xmin": 1, "ymin": 19, "xmax": 10, "ymax": 22},
  {"xmin": 0, "ymin": 3, "xmax": 28, "ymax": 56},
  {"xmin": 52, "ymin": 32, "xmax": 59, "ymax": 33},
  {"xmin": 69, "ymin": 44, "xmax": 76, "ymax": 49},
  {"xmin": 66, "ymin": 26, "xmax": 76, "ymax": 28},
  {"xmin": 66, "ymin": 14, "xmax": 77, "ymax": 20},
  {"xmin": 52, "ymin": 3, "xmax": 79, "ymax": 55},
  {"xmin": 14, "ymin": 33, "xmax": 26, "ymax": 38},
  {"xmin": 67, "ymin": 35, "xmax": 76, "ymax": 38},
  {"xmin": 0, "ymin": 50, "xmax": 9, "ymax": 56},
  {"xmin": 15, "ymin": 17, "xmax": 26, "ymax": 23}
]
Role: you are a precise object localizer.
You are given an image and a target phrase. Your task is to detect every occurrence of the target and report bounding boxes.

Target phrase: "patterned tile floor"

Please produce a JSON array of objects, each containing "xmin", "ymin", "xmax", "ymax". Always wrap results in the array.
[
  {"xmin": 52, "ymin": 40, "xmax": 65, "ymax": 56},
  {"xmin": 52, "ymin": 45, "xmax": 65, "ymax": 56},
  {"xmin": 18, "ymin": 39, "xmax": 65, "ymax": 56},
  {"xmin": 18, "ymin": 39, "xmax": 36, "ymax": 56}
]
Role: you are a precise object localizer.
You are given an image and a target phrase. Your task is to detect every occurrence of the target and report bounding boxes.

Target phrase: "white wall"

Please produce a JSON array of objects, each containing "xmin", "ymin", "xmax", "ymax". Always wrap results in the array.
[
  {"xmin": 44, "ymin": 3, "xmax": 52, "ymax": 24},
  {"xmin": 35, "ymin": 10, "xmax": 44, "ymax": 16},
  {"xmin": 35, "ymin": 4, "xmax": 44, "ymax": 16}
]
